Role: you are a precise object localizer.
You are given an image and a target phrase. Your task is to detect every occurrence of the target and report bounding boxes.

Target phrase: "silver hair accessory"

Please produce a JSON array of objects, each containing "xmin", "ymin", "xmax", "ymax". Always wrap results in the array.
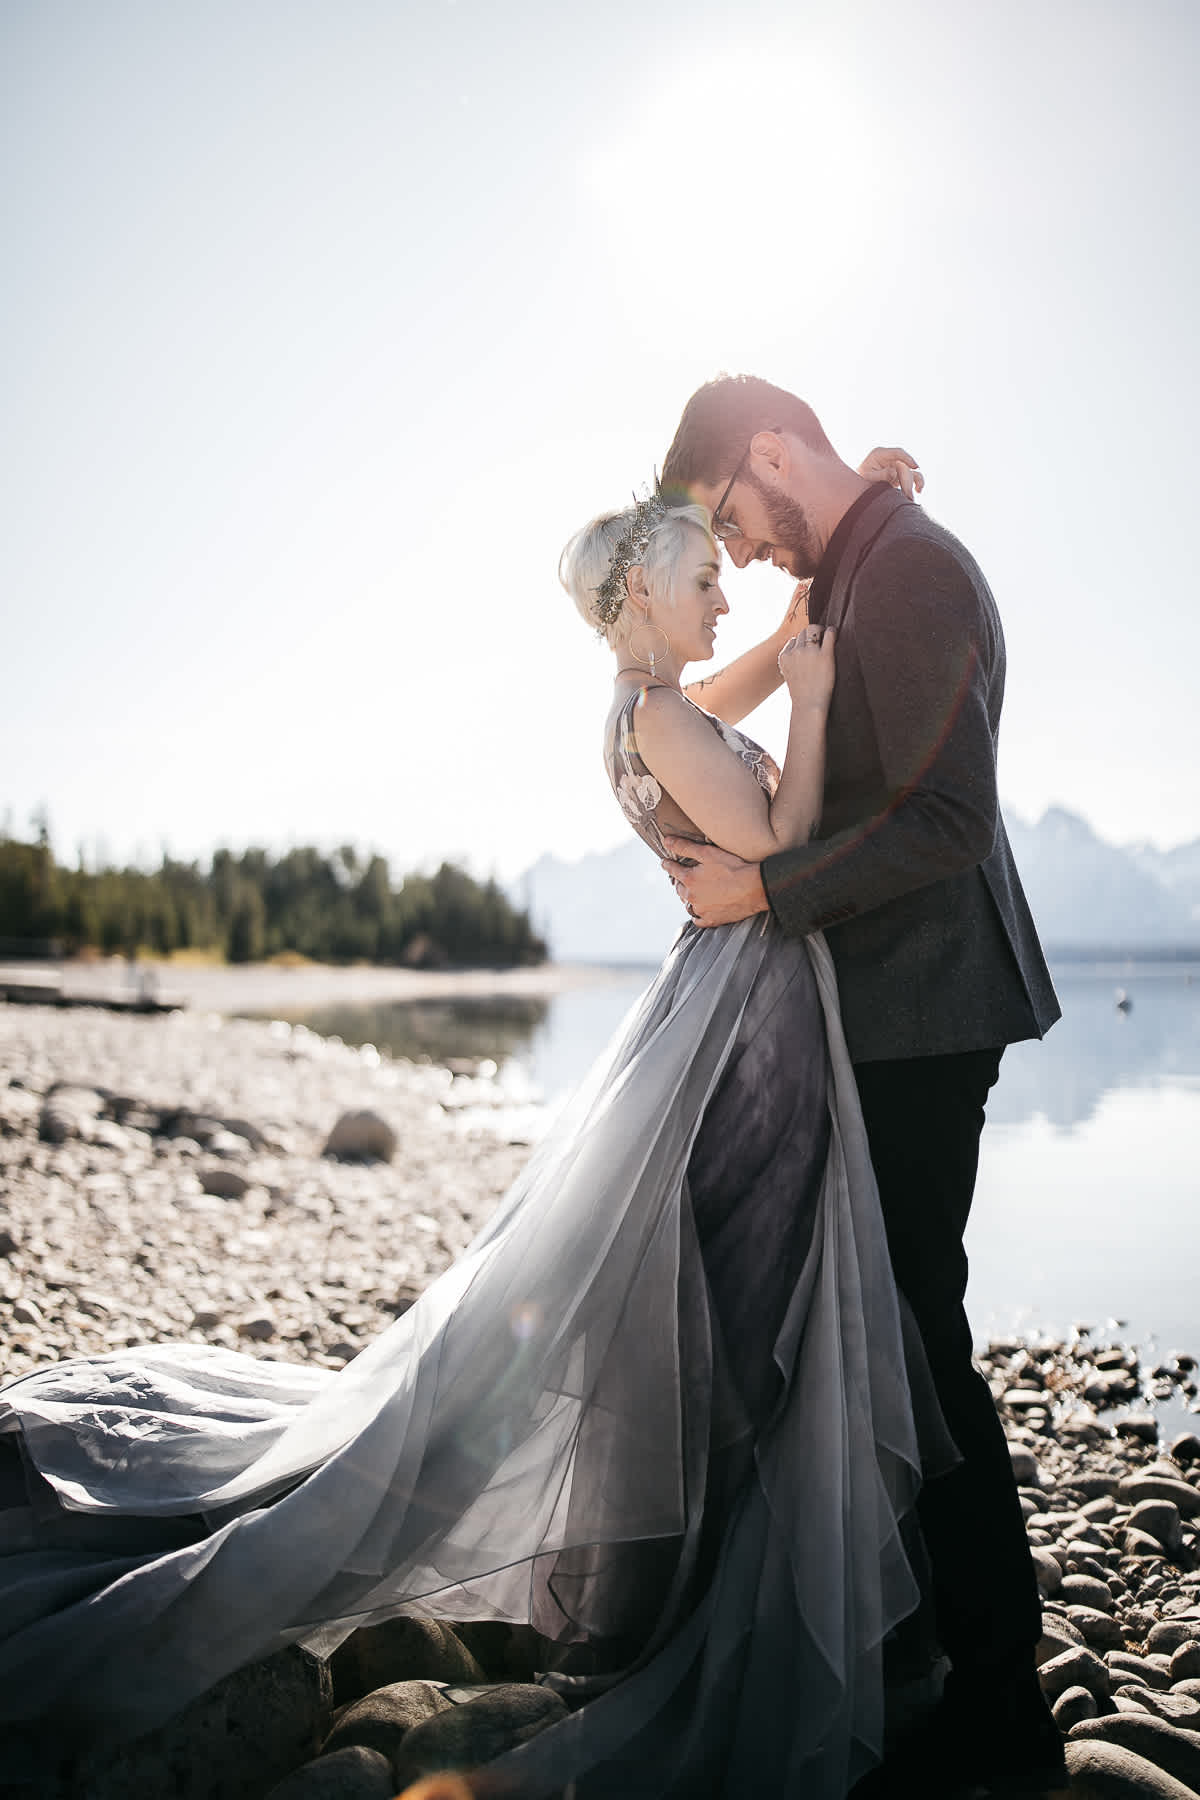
[{"xmin": 594, "ymin": 491, "xmax": 672, "ymax": 626}]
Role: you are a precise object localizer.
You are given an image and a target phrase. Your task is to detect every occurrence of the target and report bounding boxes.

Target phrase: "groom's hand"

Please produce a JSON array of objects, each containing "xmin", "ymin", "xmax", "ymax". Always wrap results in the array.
[{"xmin": 660, "ymin": 837, "xmax": 769, "ymax": 927}]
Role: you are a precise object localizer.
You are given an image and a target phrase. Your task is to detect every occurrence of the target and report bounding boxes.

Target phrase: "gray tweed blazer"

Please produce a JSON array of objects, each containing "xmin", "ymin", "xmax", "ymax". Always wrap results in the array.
[{"xmin": 763, "ymin": 484, "xmax": 1060, "ymax": 1064}]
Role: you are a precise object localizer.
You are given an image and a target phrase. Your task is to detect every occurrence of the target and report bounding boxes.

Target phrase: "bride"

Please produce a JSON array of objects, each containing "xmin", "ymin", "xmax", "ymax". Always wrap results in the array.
[{"xmin": 0, "ymin": 453, "xmax": 946, "ymax": 1800}]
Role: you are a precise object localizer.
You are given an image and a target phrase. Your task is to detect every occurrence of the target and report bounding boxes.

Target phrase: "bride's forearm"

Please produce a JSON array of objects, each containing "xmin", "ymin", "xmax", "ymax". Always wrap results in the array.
[
  {"xmin": 685, "ymin": 582, "xmax": 812, "ymax": 724},
  {"xmin": 765, "ymin": 705, "xmax": 827, "ymax": 848},
  {"xmin": 684, "ymin": 636, "xmax": 785, "ymax": 724}
]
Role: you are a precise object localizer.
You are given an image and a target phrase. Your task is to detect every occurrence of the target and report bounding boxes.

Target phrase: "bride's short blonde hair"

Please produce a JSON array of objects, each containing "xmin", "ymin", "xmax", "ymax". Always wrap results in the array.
[{"xmin": 559, "ymin": 502, "xmax": 715, "ymax": 645}]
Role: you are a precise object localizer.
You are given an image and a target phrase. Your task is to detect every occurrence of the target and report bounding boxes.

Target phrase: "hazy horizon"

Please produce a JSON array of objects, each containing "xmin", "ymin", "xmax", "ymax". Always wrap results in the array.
[{"xmin": 5, "ymin": 793, "xmax": 1199, "ymax": 885}]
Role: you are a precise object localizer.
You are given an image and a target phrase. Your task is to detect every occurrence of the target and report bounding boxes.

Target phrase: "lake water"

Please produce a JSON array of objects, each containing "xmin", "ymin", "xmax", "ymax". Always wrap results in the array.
[{"xmin": 268, "ymin": 960, "xmax": 1200, "ymax": 1420}]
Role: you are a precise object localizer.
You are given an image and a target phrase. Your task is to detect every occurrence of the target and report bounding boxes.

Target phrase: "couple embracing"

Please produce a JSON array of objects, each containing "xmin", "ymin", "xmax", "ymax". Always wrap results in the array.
[{"xmin": 0, "ymin": 376, "xmax": 1062, "ymax": 1799}]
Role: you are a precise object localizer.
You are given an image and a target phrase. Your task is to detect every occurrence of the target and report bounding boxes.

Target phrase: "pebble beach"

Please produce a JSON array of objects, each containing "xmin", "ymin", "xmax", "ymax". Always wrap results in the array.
[
  {"xmin": 3, "ymin": 989, "xmax": 1200, "ymax": 1798},
  {"xmin": 0, "ymin": 996, "xmax": 535, "ymax": 1383}
]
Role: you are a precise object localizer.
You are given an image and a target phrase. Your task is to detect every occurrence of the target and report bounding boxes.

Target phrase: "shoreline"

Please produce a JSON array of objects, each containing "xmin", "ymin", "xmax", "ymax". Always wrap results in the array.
[{"xmin": 0, "ymin": 957, "xmax": 651, "ymax": 1019}]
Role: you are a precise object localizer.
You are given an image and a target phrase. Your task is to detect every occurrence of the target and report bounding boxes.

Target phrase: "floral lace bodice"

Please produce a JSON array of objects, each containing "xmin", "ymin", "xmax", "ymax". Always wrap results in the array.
[{"xmin": 603, "ymin": 687, "xmax": 781, "ymax": 862}]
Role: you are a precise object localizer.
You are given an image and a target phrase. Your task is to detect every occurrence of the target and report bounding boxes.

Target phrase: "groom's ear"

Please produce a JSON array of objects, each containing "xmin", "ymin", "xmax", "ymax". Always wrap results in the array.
[{"xmin": 748, "ymin": 429, "xmax": 790, "ymax": 484}]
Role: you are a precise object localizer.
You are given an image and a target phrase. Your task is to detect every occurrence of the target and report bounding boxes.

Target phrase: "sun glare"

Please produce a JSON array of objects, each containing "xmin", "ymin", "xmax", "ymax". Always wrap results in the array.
[{"xmin": 584, "ymin": 51, "xmax": 881, "ymax": 349}]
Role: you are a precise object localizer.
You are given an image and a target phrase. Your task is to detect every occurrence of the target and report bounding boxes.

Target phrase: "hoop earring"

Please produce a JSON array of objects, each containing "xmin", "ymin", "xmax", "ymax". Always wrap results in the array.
[{"xmin": 627, "ymin": 624, "xmax": 671, "ymax": 679}]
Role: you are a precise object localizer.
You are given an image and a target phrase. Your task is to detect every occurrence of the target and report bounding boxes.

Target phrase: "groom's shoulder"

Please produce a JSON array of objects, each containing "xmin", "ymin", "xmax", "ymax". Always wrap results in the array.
[{"xmin": 862, "ymin": 499, "xmax": 995, "ymax": 603}]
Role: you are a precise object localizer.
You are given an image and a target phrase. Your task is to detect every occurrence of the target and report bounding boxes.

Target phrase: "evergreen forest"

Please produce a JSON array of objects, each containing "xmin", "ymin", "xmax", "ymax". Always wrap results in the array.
[{"xmin": 0, "ymin": 825, "xmax": 546, "ymax": 968}]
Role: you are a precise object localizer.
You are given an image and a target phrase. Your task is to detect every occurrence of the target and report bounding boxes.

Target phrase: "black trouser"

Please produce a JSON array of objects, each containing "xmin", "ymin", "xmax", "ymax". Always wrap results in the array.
[{"xmin": 853, "ymin": 1049, "xmax": 1043, "ymax": 1680}]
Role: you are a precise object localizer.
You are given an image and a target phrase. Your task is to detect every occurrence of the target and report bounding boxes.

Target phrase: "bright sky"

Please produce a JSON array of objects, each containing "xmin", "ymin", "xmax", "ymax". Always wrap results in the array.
[{"xmin": 4, "ymin": 0, "xmax": 1198, "ymax": 882}]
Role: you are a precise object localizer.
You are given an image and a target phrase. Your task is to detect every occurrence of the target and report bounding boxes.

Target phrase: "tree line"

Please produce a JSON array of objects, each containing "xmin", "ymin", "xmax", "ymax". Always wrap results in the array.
[{"xmin": 0, "ymin": 826, "xmax": 546, "ymax": 967}]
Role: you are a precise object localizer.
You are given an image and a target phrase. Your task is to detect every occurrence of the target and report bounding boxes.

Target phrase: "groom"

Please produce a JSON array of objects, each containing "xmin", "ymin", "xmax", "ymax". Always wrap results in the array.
[{"xmin": 660, "ymin": 376, "xmax": 1064, "ymax": 1796}]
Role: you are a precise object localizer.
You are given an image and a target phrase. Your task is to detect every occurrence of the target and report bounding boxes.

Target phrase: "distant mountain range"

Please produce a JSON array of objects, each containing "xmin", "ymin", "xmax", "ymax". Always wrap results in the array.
[{"xmin": 519, "ymin": 808, "xmax": 1200, "ymax": 964}]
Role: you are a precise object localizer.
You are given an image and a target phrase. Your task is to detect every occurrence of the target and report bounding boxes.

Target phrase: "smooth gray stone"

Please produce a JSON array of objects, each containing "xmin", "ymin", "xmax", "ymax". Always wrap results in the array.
[
  {"xmin": 1028, "ymin": 1510, "xmax": 1076, "ymax": 1533},
  {"xmin": 1039, "ymin": 1645, "xmax": 1113, "ymax": 1703},
  {"xmin": 62, "ymin": 1647, "xmax": 332, "ymax": 1800},
  {"xmin": 264, "ymin": 1745, "xmax": 396, "ymax": 1800},
  {"xmin": 1149, "ymin": 1620, "xmax": 1200, "ymax": 1655},
  {"xmin": 1064, "ymin": 1574, "xmax": 1118, "ymax": 1614},
  {"xmin": 1170, "ymin": 1642, "xmax": 1200, "ymax": 1682},
  {"xmin": 330, "ymin": 1619, "xmax": 487, "ymax": 1707},
  {"xmin": 1120, "ymin": 1475, "xmax": 1200, "ymax": 1519},
  {"xmin": 1071, "ymin": 1543, "xmax": 1118, "ymax": 1566},
  {"xmin": 1038, "ymin": 1616, "xmax": 1087, "ymax": 1665},
  {"xmin": 1033, "ymin": 1547, "xmax": 1064, "ymax": 1597},
  {"xmin": 1067, "ymin": 1732, "xmax": 1200, "ymax": 1797},
  {"xmin": 1108, "ymin": 1652, "xmax": 1173, "ymax": 1692},
  {"xmin": 391, "ymin": 1684, "xmax": 568, "ymax": 1790},
  {"xmin": 1069, "ymin": 1715, "xmax": 1200, "ymax": 1793},
  {"xmin": 1124, "ymin": 1527, "xmax": 1171, "ymax": 1559},
  {"xmin": 1009, "ymin": 1443, "xmax": 1040, "ymax": 1485},
  {"xmin": 1054, "ymin": 1684, "xmax": 1100, "ymax": 1730},
  {"xmin": 1083, "ymin": 1497, "xmax": 1121, "ymax": 1524},
  {"xmin": 322, "ymin": 1109, "xmax": 397, "ymax": 1162},
  {"xmin": 322, "ymin": 1680, "xmax": 451, "ymax": 1765},
  {"xmin": 1122, "ymin": 1606, "xmax": 1160, "ymax": 1642},
  {"xmin": 1070, "ymin": 1606, "xmax": 1126, "ymax": 1652},
  {"xmin": 1074, "ymin": 1474, "xmax": 1125, "ymax": 1500},
  {"xmin": 1119, "ymin": 1690, "xmax": 1200, "ymax": 1728},
  {"xmin": 1117, "ymin": 1417, "xmax": 1160, "ymax": 1446},
  {"xmin": 1129, "ymin": 1500, "xmax": 1185, "ymax": 1556},
  {"xmin": 198, "ymin": 1164, "xmax": 252, "ymax": 1199}
]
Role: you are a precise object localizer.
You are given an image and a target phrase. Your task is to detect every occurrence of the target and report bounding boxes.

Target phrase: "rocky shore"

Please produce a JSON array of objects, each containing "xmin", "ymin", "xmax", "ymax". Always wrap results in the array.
[
  {"xmin": 3, "ymin": 999, "xmax": 1200, "ymax": 1798},
  {"xmin": 0, "ymin": 1000, "xmax": 532, "ymax": 1382}
]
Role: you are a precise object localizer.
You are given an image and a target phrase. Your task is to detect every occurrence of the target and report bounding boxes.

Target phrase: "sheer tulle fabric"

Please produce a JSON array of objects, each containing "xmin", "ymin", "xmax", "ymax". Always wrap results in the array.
[{"xmin": 0, "ymin": 921, "xmax": 940, "ymax": 1796}]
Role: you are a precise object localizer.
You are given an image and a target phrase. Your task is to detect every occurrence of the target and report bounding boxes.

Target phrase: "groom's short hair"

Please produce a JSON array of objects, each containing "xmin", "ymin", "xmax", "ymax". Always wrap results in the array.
[{"xmin": 660, "ymin": 375, "xmax": 835, "ymax": 498}]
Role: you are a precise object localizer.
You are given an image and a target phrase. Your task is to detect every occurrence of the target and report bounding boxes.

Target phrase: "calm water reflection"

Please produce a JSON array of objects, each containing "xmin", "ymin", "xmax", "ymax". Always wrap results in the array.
[
  {"xmin": 968, "ymin": 963, "xmax": 1200, "ymax": 1399},
  {"xmin": 276, "ymin": 993, "xmax": 553, "ymax": 1072},
  {"xmin": 270, "ymin": 961, "xmax": 1200, "ymax": 1394}
]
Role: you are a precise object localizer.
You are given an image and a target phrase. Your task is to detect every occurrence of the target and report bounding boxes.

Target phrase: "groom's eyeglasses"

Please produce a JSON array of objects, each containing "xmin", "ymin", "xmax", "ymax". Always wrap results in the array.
[
  {"xmin": 709, "ymin": 446, "xmax": 750, "ymax": 542},
  {"xmin": 709, "ymin": 427, "xmax": 779, "ymax": 543}
]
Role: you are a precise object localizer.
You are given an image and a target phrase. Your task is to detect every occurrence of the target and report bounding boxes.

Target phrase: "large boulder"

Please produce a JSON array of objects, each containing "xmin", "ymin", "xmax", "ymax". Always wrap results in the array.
[
  {"xmin": 321, "ymin": 1680, "xmax": 452, "ymax": 1765},
  {"xmin": 322, "ymin": 1110, "xmax": 397, "ymax": 1163},
  {"xmin": 1069, "ymin": 1715, "xmax": 1200, "ymax": 1793},
  {"xmin": 1064, "ymin": 1736, "xmax": 1200, "ymax": 1797},
  {"xmin": 391, "ymin": 1684, "xmax": 567, "ymax": 1790},
  {"xmin": 63, "ymin": 1647, "xmax": 332, "ymax": 1799},
  {"xmin": 330, "ymin": 1618, "xmax": 486, "ymax": 1706},
  {"xmin": 264, "ymin": 1744, "xmax": 395, "ymax": 1799}
]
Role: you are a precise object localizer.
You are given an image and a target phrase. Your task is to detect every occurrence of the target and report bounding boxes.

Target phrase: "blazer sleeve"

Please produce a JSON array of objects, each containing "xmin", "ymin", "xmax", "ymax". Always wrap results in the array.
[{"xmin": 763, "ymin": 534, "xmax": 1002, "ymax": 936}]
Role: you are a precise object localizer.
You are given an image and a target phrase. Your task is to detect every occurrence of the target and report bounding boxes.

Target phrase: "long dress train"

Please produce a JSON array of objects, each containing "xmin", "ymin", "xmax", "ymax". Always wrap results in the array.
[{"xmin": 0, "ymin": 698, "xmax": 949, "ymax": 1798}]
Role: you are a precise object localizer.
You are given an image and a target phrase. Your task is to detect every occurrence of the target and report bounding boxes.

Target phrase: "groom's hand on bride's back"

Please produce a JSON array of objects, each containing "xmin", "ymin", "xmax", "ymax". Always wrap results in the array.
[{"xmin": 661, "ymin": 837, "xmax": 769, "ymax": 928}]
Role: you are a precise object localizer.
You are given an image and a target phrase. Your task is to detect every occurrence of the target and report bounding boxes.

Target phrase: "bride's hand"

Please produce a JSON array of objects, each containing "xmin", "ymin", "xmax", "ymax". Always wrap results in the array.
[
  {"xmin": 779, "ymin": 625, "xmax": 836, "ymax": 712},
  {"xmin": 858, "ymin": 446, "xmax": 924, "ymax": 499}
]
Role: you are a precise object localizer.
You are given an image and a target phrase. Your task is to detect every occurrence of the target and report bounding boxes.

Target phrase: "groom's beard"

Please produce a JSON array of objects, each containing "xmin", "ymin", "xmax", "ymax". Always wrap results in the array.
[{"xmin": 746, "ymin": 471, "xmax": 823, "ymax": 578}]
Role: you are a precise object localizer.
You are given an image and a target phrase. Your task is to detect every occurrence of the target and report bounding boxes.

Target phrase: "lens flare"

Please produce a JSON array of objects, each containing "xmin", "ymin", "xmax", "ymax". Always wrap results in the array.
[{"xmin": 509, "ymin": 1300, "xmax": 542, "ymax": 1342}]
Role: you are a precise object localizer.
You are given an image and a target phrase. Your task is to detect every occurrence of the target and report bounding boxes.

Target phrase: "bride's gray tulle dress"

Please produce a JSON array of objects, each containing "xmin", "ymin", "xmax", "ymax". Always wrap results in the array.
[{"xmin": 0, "ymin": 696, "xmax": 950, "ymax": 1797}]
